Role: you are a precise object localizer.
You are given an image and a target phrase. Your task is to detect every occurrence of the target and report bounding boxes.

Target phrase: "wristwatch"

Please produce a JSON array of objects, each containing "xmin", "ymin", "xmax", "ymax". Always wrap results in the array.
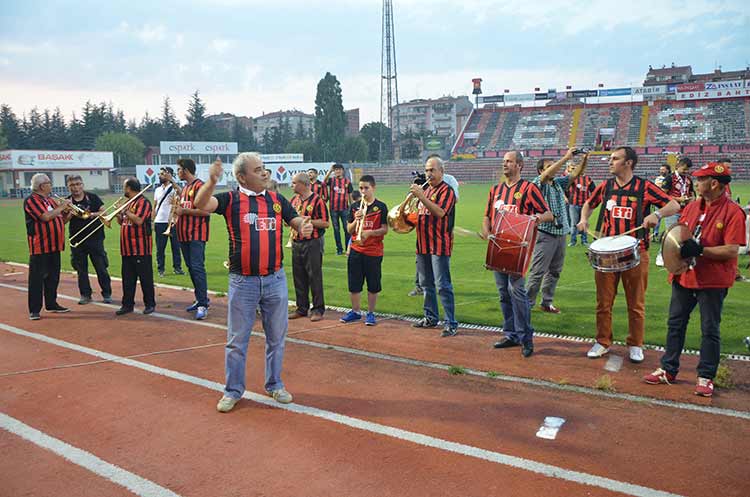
[{"xmin": 653, "ymin": 210, "xmax": 663, "ymax": 221}]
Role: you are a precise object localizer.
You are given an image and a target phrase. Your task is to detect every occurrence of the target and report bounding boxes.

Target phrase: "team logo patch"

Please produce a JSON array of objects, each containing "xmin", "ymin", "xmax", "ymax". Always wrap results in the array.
[
  {"xmin": 273, "ymin": 203, "xmax": 282, "ymax": 213},
  {"xmin": 628, "ymin": 196, "xmax": 637, "ymax": 202},
  {"xmin": 431, "ymin": 194, "xmax": 437, "ymax": 201},
  {"xmin": 514, "ymin": 192, "xmax": 523, "ymax": 200},
  {"xmin": 306, "ymin": 205, "xmax": 313, "ymax": 212},
  {"xmin": 188, "ymin": 189, "xmax": 194, "ymax": 198},
  {"xmin": 716, "ymin": 222, "xmax": 724, "ymax": 230},
  {"xmin": 715, "ymin": 165, "xmax": 725, "ymax": 173},
  {"xmin": 373, "ymin": 206, "xmax": 379, "ymax": 212}
]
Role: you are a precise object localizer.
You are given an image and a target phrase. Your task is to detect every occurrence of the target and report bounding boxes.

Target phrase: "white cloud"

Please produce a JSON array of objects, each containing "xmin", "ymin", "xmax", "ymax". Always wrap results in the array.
[
  {"xmin": 210, "ymin": 38, "xmax": 233, "ymax": 54},
  {"xmin": 705, "ymin": 35, "xmax": 736, "ymax": 51},
  {"xmin": 0, "ymin": 41, "xmax": 54, "ymax": 55},
  {"xmin": 135, "ymin": 24, "xmax": 168, "ymax": 43}
]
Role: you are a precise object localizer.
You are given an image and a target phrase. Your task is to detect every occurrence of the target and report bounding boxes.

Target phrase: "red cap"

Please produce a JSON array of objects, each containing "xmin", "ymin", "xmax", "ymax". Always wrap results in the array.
[{"xmin": 692, "ymin": 162, "xmax": 731, "ymax": 178}]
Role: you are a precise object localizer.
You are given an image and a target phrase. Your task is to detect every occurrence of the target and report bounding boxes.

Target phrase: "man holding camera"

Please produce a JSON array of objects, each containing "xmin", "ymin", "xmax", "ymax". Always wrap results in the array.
[{"xmin": 526, "ymin": 148, "xmax": 588, "ymax": 314}]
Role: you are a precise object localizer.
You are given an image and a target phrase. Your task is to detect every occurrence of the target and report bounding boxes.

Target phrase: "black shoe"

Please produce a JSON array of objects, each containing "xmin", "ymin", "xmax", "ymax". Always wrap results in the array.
[
  {"xmin": 441, "ymin": 325, "xmax": 458, "ymax": 337},
  {"xmin": 493, "ymin": 337, "xmax": 520, "ymax": 349},
  {"xmin": 78, "ymin": 296, "xmax": 92, "ymax": 305},
  {"xmin": 412, "ymin": 317, "xmax": 439, "ymax": 328},
  {"xmin": 46, "ymin": 305, "xmax": 70, "ymax": 313},
  {"xmin": 143, "ymin": 306, "xmax": 155, "ymax": 315},
  {"xmin": 521, "ymin": 343, "xmax": 534, "ymax": 357},
  {"xmin": 115, "ymin": 307, "xmax": 134, "ymax": 316},
  {"xmin": 102, "ymin": 295, "xmax": 113, "ymax": 304},
  {"xmin": 29, "ymin": 312, "xmax": 41, "ymax": 321},
  {"xmin": 174, "ymin": 269, "xmax": 185, "ymax": 275}
]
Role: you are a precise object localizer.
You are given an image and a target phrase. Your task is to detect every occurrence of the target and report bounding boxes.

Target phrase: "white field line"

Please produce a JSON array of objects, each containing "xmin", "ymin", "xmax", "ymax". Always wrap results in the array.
[
  {"xmin": 1, "ymin": 282, "xmax": 749, "ymax": 421},
  {"xmin": 0, "ymin": 412, "xmax": 182, "ymax": 497},
  {"xmin": 0, "ymin": 323, "xmax": 684, "ymax": 497}
]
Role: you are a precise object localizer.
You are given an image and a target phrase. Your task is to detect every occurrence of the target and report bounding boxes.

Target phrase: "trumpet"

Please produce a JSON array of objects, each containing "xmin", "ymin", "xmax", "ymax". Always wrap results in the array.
[
  {"xmin": 387, "ymin": 179, "xmax": 430, "ymax": 234},
  {"xmin": 162, "ymin": 189, "xmax": 181, "ymax": 236},
  {"xmin": 352, "ymin": 199, "xmax": 369, "ymax": 245},
  {"xmin": 69, "ymin": 184, "xmax": 153, "ymax": 248},
  {"xmin": 286, "ymin": 201, "xmax": 304, "ymax": 248},
  {"xmin": 53, "ymin": 195, "xmax": 91, "ymax": 219}
]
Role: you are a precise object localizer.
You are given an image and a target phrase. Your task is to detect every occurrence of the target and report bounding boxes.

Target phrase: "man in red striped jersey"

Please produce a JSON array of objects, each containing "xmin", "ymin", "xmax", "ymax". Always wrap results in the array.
[
  {"xmin": 340, "ymin": 175, "xmax": 389, "ymax": 326},
  {"xmin": 482, "ymin": 151, "xmax": 553, "ymax": 358},
  {"xmin": 410, "ymin": 156, "xmax": 459, "ymax": 337},
  {"xmin": 115, "ymin": 177, "xmax": 156, "ymax": 316},
  {"xmin": 656, "ymin": 157, "xmax": 695, "ymax": 267},
  {"xmin": 567, "ymin": 160, "xmax": 596, "ymax": 247},
  {"xmin": 289, "ymin": 172, "xmax": 329, "ymax": 322},
  {"xmin": 308, "ymin": 167, "xmax": 327, "ymax": 202},
  {"xmin": 24, "ymin": 173, "xmax": 71, "ymax": 320},
  {"xmin": 578, "ymin": 147, "xmax": 679, "ymax": 363},
  {"xmin": 175, "ymin": 158, "xmax": 211, "ymax": 320},
  {"xmin": 194, "ymin": 153, "xmax": 313, "ymax": 413},
  {"xmin": 324, "ymin": 163, "xmax": 353, "ymax": 255}
]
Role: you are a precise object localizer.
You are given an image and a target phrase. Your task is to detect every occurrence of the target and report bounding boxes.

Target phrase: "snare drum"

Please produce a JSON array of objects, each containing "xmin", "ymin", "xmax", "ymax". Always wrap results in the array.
[
  {"xmin": 587, "ymin": 235, "xmax": 641, "ymax": 272},
  {"xmin": 484, "ymin": 210, "xmax": 538, "ymax": 277}
]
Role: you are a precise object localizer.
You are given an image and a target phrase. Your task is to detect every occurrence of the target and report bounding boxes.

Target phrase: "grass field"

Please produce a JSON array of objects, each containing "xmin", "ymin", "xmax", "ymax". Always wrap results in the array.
[{"xmin": 3, "ymin": 181, "xmax": 749, "ymax": 354}]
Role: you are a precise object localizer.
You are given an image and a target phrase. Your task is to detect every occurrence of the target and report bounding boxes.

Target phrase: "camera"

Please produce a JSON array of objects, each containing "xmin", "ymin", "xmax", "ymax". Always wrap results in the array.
[
  {"xmin": 411, "ymin": 170, "xmax": 427, "ymax": 185},
  {"xmin": 572, "ymin": 148, "xmax": 589, "ymax": 156}
]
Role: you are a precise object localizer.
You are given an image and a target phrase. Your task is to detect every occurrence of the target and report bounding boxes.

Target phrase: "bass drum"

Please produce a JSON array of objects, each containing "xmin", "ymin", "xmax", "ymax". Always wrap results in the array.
[{"xmin": 484, "ymin": 210, "xmax": 538, "ymax": 277}]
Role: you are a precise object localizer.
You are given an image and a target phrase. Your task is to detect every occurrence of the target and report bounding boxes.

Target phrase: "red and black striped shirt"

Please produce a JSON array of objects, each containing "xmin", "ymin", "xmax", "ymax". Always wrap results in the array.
[
  {"xmin": 416, "ymin": 181, "xmax": 457, "ymax": 256},
  {"xmin": 291, "ymin": 192, "xmax": 328, "ymax": 241},
  {"xmin": 214, "ymin": 190, "xmax": 298, "ymax": 276},
  {"xmin": 567, "ymin": 175, "xmax": 595, "ymax": 206},
  {"xmin": 177, "ymin": 178, "xmax": 210, "ymax": 242},
  {"xmin": 119, "ymin": 196, "xmax": 153, "ymax": 256},
  {"xmin": 24, "ymin": 193, "xmax": 65, "ymax": 255},
  {"xmin": 326, "ymin": 176, "xmax": 353, "ymax": 212},
  {"xmin": 587, "ymin": 176, "xmax": 671, "ymax": 250},
  {"xmin": 484, "ymin": 180, "xmax": 549, "ymax": 227},
  {"xmin": 311, "ymin": 180, "xmax": 327, "ymax": 201},
  {"xmin": 348, "ymin": 199, "xmax": 388, "ymax": 257}
]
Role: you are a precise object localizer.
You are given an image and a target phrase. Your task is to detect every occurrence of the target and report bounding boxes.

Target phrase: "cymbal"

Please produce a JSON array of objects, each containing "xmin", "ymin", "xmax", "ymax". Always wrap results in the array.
[{"xmin": 661, "ymin": 223, "xmax": 691, "ymax": 275}]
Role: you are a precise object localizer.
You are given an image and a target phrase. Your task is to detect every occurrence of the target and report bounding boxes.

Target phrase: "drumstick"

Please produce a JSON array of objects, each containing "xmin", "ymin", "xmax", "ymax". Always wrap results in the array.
[
  {"xmin": 454, "ymin": 226, "xmax": 483, "ymax": 239},
  {"xmin": 612, "ymin": 226, "xmax": 644, "ymax": 239}
]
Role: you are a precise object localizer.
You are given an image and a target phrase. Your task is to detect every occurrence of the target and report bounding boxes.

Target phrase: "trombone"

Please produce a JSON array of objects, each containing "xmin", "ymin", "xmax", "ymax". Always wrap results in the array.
[
  {"xmin": 53, "ymin": 195, "xmax": 91, "ymax": 219},
  {"xmin": 69, "ymin": 184, "xmax": 153, "ymax": 248}
]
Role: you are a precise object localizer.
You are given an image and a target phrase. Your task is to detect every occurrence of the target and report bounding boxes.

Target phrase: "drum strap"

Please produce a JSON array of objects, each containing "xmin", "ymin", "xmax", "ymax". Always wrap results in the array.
[{"xmin": 595, "ymin": 178, "xmax": 646, "ymax": 239}]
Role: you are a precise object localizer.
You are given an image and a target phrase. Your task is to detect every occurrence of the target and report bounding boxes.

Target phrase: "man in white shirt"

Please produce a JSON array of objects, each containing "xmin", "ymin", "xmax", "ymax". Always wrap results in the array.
[{"xmin": 153, "ymin": 167, "xmax": 184, "ymax": 277}]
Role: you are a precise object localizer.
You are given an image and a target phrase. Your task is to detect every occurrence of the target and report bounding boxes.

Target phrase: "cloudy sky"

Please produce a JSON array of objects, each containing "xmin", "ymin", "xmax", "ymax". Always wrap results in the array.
[{"xmin": 1, "ymin": 0, "xmax": 748, "ymax": 126}]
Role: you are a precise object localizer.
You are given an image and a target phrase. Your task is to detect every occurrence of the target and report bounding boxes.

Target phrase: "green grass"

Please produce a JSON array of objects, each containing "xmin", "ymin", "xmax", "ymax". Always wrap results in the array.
[{"xmin": 3, "ymin": 182, "xmax": 749, "ymax": 354}]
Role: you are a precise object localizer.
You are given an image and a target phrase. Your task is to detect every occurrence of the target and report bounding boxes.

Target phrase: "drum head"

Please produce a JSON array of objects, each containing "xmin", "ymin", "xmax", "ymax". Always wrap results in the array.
[
  {"xmin": 662, "ymin": 223, "xmax": 691, "ymax": 274},
  {"xmin": 589, "ymin": 235, "xmax": 638, "ymax": 253}
]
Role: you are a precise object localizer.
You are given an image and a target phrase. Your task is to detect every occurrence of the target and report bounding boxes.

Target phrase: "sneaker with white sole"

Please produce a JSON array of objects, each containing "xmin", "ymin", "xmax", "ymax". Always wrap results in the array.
[
  {"xmin": 365, "ymin": 312, "xmax": 376, "ymax": 326},
  {"xmin": 587, "ymin": 343, "xmax": 610, "ymax": 358},
  {"xmin": 216, "ymin": 396, "xmax": 239, "ymax": 413},
  {"xmin": 340, "ymin": 310, "xmax": 362, "ymax": 323},
  {"xmin": 695, "ymin": 377, "xmax": 714, "ymax": 397},
  {"xmin": 268, "ymin": 388, "xmax": 293, "ymax": 404},
  {"xmin": 643, "ymin": 368, "xmax": 676, "ymax": 385},
  {"xmin": 195, "ymin": 306, "xmax": 208, "ymax": 320},
  {"xmin": 628, "ymin": 346, "xmax": 644, "ymax": 363},
  {"xmin": 655, "ymin": 254, "xmax": 664, "ymax": 267}
]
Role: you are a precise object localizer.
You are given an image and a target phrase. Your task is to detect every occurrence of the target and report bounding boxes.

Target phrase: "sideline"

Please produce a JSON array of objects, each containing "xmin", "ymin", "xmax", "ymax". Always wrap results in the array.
[{"xmin": 0, "ymin": 322, "xmax": 685, "ymax": 497}]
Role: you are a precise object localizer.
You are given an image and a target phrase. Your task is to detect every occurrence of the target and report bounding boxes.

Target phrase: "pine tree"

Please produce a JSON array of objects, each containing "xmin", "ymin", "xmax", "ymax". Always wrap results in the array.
[
  {"xmin": 161, "ymin": 96, "xmax": 181, "ymax": 140},
  {"xmin": 0, "ymin": 105, "xmax": 24, "ymax": 148},
  {"xmin": 314, "ymin": 72, "xmax": 346, "ymax": 160}
]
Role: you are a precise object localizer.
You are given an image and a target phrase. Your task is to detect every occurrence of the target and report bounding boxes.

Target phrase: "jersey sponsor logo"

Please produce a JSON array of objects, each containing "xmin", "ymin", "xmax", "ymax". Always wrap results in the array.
[
  {"xmin": 254, "ymin": 217, "xmax": 277, "ymax": 231},
  {"xmin": 611, "ymin": 206, "xmax": 633, "ymax": 219}
]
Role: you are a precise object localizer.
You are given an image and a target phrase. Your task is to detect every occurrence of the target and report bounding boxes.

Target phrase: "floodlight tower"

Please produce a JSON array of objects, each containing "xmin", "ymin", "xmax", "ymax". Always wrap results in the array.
[{"xmin": 379, "ymin": 0, "xmax": 400, "ymax": 163}]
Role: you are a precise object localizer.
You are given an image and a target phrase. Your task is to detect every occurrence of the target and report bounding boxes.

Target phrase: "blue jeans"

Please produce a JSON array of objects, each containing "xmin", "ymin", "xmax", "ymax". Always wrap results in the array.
[
  {"xmin": 494, "ymin": 271, "xmax": 534, "ymax": 345},
  {"xmin": 568, "ymin": 204, "xmax": 587, "ymax": 244},
  {"xmin": 180, "ymin": 240, "xmax": 208, "ymax": 307},
  {"xmin": 416, "ymin": 254, "xmax": 457, "ymax": 327},
  {"xmin": 155, "ymin": 222, "xmax": 182, "ymax": 273},
  {"xmin": 330, "ymin": 209, "xmax": 350, "ymax": 253},
  {"xmin": 224, "ymin": 270, "xmax": 289, "ymax": 399}
]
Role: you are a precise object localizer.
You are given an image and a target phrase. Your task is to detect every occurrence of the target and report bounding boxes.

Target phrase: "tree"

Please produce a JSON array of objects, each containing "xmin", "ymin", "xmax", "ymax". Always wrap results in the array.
[
  {"xmin": 184, "ymin": 90, "xmax": 217, "ymax": 141},
  {"xmin": 359, "ymin": 122, "xmax": 392, "ymax": 161},
  {"xmin": 0, "ymin": 105, "xmax": 24, "ymax": 148},
  {"xmin": 135, "ymin": 112, "xmax": 163, "ymax": 148},
  {"xmin": 160, "ymin": 96, "xmax": 182, "ymax": 140},
  {"xmin": 336, "ymin": 136, "xmax": 368, "ymax": 163},
  {"xmin": 23, "ymin": 108, "xmax": 44, "ymax": 148},
  {"xmin": 232, "ymin": 117, "xmax": 256, "ymax": 152},
  {"xmin": 0, "ymin": 128, "xmax": 7, "ymax": 149},
  {"xmin": 95, "ymin": 132, "xmax": 145, "ymax": 168},
  {"xmin": 314, "ymin": 72, "xmax": 346, "ymax": 160},
  {"xmin": 48, "ymin": 108, "xmax": 68, "ymax": 149},
  {"xmin": 284, "ymin": 139, "xmax": 321, "ymax": 162}
]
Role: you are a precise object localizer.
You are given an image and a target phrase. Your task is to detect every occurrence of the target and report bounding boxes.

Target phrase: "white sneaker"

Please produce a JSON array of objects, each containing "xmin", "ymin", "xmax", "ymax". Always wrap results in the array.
[
  {"xmin": 629, "ymin": 346, "xmax": 644, "ymax": 363},
  {"xmin": 216, "ymin": 396, "xmax": 239, "ymax": 413},
  {"xmin": 655, "ymin": 254, "xmax": 664, "ymax": 267},
  {"xmin": 587, "ymin": 343, "xmax": 610, "ymax": 358},
  {"xmin": 268, "ymin": 388, "xmax": 293, "ymax": 404}
]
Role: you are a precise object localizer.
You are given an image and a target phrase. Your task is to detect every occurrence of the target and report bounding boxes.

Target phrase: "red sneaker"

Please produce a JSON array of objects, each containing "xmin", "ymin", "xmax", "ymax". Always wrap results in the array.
[
  {"xmin": 643, "ymin": 368, "xmax": 676, "ymax": 385},
  {"xmin": 540, "ymin": 304, "xmax": 560, "ymax": 314},
  {"xmin": 695, "ymin": 377, "xmax": 714, "ymax": 397}
]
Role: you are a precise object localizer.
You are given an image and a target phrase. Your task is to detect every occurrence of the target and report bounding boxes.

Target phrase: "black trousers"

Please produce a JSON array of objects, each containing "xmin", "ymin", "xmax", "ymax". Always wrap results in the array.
[
  {"xmin": 121, "ymin": 255, "xmax": 156, "ymax": 309},
  {"xmin": 661, "ymin": 281, "xmax": 727, "ymax": 380},
  {"xmin": 28, "ymin": 252, "xmax": 62, "ymax": 313},
  {"xmin": 154, "ymin": 222, "xmax": 182, "ymax": 273},
  {"xmin": 70, "ymin": 238, "xmax": 112, "ymax": 298},
  {"xmin": 291, "ymin": 238, "xmax": 325, "ymax": 315}
]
